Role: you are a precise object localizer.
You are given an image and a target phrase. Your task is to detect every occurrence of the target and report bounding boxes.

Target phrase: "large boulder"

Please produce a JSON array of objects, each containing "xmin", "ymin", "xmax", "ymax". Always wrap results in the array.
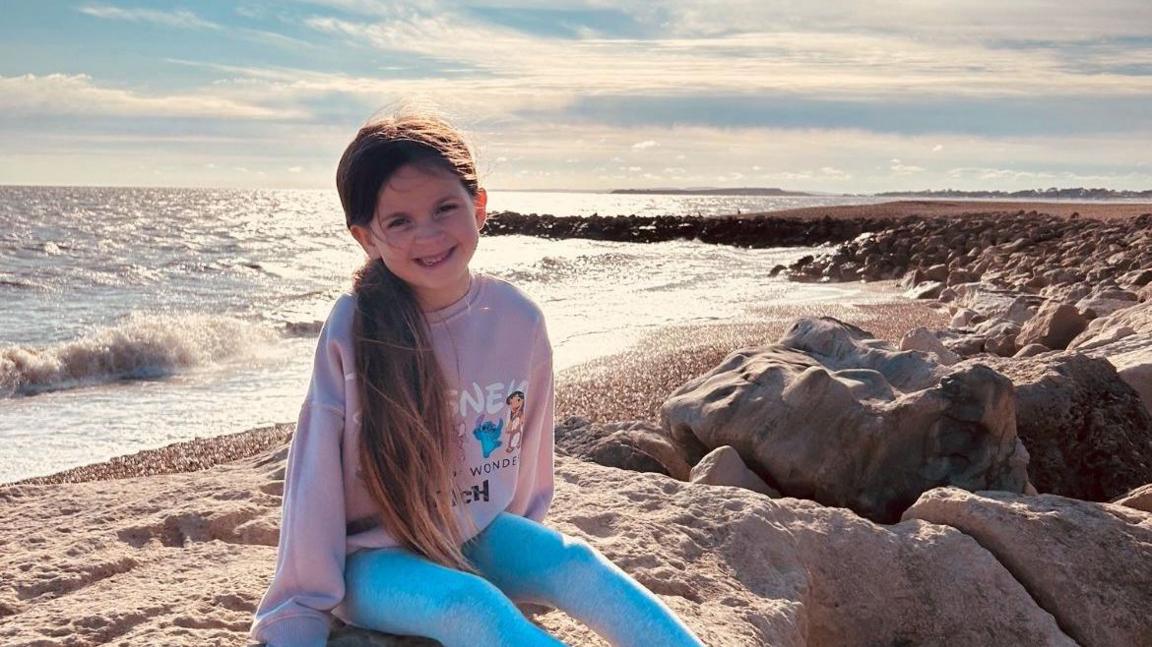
[
  {"xmin": 904, "ymin": 487, "xmax": 1152, "ymax": 647},
  {"xmin": 962, "ymin": 353, "xmax": 1152, "ymax": 500},
  {"xmin": 661, "ymin": 317, "xmax": 1029, "ymax": 523}
]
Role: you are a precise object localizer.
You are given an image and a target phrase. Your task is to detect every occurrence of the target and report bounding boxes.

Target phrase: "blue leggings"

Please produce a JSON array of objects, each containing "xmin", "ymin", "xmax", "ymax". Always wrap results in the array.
[{"xmin": 335, "ymin": 512, "xmax": 704, "ymax": 647}]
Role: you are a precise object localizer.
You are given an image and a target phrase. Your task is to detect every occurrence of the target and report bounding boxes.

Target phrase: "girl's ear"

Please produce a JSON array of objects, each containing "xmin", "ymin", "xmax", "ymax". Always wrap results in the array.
[
  {"xmin": 473, "ymin": 188, "xmax": 488, "ymax": 231},
  {"xmin": 349, "ymin": 223, "xmax": 379, "ymax": 259}
]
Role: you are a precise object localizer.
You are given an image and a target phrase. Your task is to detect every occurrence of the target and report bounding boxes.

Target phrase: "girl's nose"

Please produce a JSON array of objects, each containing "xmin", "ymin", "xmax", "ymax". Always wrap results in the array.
[{"xmin": 412, "ymin": 219, "xmax": 446, "ymax": 241}]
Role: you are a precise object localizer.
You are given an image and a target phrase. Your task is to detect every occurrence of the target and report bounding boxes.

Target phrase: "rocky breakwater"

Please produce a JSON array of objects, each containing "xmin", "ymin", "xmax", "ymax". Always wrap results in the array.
[
  {"xmin": 784, "ymin": 210, "xmax": 1152, "ymax": 461},
  {"xmin": 484, "ymin": 211, "xmax": 901, "ymax": 248}
]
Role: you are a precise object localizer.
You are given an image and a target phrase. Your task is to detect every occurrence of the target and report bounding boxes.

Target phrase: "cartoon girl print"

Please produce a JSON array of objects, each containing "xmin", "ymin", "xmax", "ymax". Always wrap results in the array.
[{"xmin": 504, "ymin": 390, "xmax": 525, "ymax": 454}]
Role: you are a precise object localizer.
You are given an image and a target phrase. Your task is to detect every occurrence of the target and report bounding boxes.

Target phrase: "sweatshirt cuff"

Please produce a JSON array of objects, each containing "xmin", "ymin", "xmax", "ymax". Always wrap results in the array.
[{"xmin": 253, "ymin": 614, "xmax": 331, "ymax": 647}]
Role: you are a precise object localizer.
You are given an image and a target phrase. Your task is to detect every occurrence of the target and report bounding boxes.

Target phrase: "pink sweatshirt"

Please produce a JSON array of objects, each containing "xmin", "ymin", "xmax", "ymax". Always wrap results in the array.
[{"xmin": 250, "ymin": 272, "xmax": 556, "ymax": 647}]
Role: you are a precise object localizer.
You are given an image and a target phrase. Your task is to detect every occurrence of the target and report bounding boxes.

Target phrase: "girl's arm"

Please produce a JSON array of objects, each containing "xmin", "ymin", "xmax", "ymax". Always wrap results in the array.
[
  {"xmin": 251, "ymin": 305, "xmax": 351, "ymax": 647},
  {"xmin": 507, "ymin": 320, "xmax": 556, "ymax": 523}
]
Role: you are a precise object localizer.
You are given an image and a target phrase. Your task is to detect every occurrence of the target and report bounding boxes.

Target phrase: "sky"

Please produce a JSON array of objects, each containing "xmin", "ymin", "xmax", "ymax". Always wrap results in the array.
[{"xmin": 2, "ymin": 1, "xmax": 1151, "ymax": 193}]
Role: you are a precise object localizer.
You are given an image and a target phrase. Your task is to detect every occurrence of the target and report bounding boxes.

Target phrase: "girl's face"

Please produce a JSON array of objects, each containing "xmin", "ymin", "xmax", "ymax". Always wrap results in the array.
[
  {"xmin": 352, "ymin": 163, "xmax": 487, "ymax": 310},
  {"xmin": 509, "ymin": 394, "xmax": 523, "ymax": 412}
]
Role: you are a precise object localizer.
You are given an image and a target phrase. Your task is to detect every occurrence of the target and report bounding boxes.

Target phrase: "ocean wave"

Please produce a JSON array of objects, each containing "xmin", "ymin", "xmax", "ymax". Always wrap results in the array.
[
  {"xmin": 279, "ymin": 320, "xmax": 324, "ymax": 337},
  {"xmin": 0, "ymin": 278, "xmax": 47, "ymax": 290},
  {"xmin": 492, "ymin": 251, "xmax": 637, "ymax": 284},
  {"xmin": 0, "ymin": 312, "xmax": 281, "ymax": 399}
]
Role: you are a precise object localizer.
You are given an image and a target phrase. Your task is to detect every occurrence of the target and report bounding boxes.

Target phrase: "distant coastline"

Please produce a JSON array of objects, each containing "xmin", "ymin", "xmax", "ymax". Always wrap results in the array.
[
  {"xmin": 876, "ymin": 188, "xmax": 1152, "ymax": 200},
  {"xmin": 610, "ymin": 187, "xmax": 811, "ymax": 196}
]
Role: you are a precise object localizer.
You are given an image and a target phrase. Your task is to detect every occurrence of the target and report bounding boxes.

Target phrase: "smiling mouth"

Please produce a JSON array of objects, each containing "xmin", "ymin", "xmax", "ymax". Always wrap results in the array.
[{"xmin": 415, "ymin": 246, "xmax": 455, "ymax": 267}]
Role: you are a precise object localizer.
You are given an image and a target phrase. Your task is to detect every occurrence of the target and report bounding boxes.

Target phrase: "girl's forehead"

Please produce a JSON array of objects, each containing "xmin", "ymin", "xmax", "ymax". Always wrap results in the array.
[
  {"xmin": 375, "ymin": 165, "xmax": 467, "ymax": 213},
  {"xmin": 381, "ymin": 165, "xmax": 459, "ymax": 195}
]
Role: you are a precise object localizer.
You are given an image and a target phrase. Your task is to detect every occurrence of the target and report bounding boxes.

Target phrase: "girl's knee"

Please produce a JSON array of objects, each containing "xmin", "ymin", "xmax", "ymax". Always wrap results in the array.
[
  {"xmin": 439, "ymin": 571, "xmax": 509, "ymax": 618},
  {"xmin": 542, "ymin": 536, "xmax": 615, "ymax": 591},
  {"xmin": 559, "ymin": 536, "xmax": 602, "ymax": 568}
]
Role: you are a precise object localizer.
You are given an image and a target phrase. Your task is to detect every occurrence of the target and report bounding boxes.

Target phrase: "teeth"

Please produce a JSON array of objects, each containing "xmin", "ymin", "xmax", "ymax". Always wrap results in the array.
[{"xmin": 418, "ymin": 249, "xmax": 450, "ymax": 266}]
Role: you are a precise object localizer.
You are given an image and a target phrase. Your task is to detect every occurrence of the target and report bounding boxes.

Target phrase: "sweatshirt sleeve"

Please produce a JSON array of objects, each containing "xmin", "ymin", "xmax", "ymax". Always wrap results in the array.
[
  {"xmin": 251, "ymin": 305, "xmax": 350, "ymax": 647},
  {"xmin": 507, "ymin": 318, "xmax": 556, "ymax": 523},
  {"xmin": 250, "ymin": 402, "xmax": 346, "ymax": 647}
]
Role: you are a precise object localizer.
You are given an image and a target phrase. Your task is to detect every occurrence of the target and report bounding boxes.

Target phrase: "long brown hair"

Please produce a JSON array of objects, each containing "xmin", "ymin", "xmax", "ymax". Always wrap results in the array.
[{"xmin": 336, "ymin": 113, "xmax": 480, "ymax": 573}]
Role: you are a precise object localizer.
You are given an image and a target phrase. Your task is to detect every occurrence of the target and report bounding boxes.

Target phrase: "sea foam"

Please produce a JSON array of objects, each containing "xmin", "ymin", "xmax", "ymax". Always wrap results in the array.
[{"xmin": 0, "ymin": 312, "xmax": 282, "ymax": 398}]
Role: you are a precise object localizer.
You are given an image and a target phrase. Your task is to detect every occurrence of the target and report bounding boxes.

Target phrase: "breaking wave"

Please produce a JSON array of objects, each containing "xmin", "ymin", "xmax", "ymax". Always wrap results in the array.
[{"xmin": 0, "ymin": 312, "xmax": 285, "ymax": 398}]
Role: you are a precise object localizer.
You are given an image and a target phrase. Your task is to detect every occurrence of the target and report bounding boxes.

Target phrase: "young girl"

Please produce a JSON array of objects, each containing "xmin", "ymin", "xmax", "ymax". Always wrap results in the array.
[{"xmin": 250, "ymin": 112, "xmax": 705, "ymax": 647}]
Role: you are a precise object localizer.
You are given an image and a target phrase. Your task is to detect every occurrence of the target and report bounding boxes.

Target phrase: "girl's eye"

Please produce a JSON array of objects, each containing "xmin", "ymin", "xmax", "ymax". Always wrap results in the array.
[
  {"xmin": 437, "ymin": 203, "xmax": 458, "ymax": 214},
  {"xmin": 386, "ymin": 217, "xmax": 410, "ymax": 229}
]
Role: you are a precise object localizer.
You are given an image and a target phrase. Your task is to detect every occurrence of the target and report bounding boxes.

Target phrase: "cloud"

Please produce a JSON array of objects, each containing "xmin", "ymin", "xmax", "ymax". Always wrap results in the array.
[
  {"xmin": 597, "ymin": 0, "xmax": 1152, "ymax": 43},
  {"xmin": 947, "ymin": 166, "xmax": 1058, "ymax": 181},
  {"xmin": 79, "ymin": 4, "xmax": 316, "ymax": 49},
  {"xmin": 890, "ymin": 158, "xmax": 925, "ymax": 174},
  {"xmin": 78, "ymin": 5, "xmax": 219, "ymax": 30},
  {"xmin": 0, "ymin": 74, "xmax": 304, "ymax": 120},
  {"xmin": 631, "ymin": 140, "xmax": 658, "ymax": 149}
]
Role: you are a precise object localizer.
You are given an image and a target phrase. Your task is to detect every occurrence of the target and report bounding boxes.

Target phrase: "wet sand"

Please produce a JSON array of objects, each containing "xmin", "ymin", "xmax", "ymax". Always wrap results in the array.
[{"xmin": 556, "ymin": 298, "xmax": 948, "ymax": 423}]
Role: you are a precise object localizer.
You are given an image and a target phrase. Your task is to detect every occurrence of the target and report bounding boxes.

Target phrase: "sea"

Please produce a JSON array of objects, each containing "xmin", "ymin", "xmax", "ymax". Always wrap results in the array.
[{"xmin": 0, "ymin": 186, "xmax": 902, "ymax": 483}]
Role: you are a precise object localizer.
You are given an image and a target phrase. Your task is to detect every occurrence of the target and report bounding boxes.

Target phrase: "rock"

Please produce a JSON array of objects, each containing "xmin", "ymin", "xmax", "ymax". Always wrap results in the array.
[
  {"xmin": 1070, "ymin": 300, "xmax": 1152, "ymax": 351},
  {"xmin": 904, "ymin": 487, "xmax": 1152, "ymax": 647},
  {"xmin": 689, "ymin": 445, "xmax": 780, "ymax": 497},
  {"xmin": 1139, "ymin": 283, "xmax": 1152, "ymax": 303},
  {"xmin": 661, "ymin": 317, "xmax": 1028, "ymax": 523},
  {"xmin": 555, "ymin": 417, "xmax": 692, "ymax": 480},
  {"xmin": 951, "ymin": 284, "xmax": 1045, "ymax": 326},
  {"xmin": 962, "ymin": 353, "xmax": 1152, "ymax": 500},
  {"xmin": 1113, "ymin": 484, "xmax": 1152, "ymax": 513},
  {"xmin": 904, "ymin": 280, "xmax": 943, "ymax": 300},
  {"xmin": 946, "ymin": 269, "xmax": 976, "ymax": 286},
  {"xmin": 898, "ymin": 327, "xmax": 960, "ymax": 365},
  {"xmin": 1016, "ymin": 300, "xmax": 1090, "ymax": 350},
  {"xmin": 899, "ymin": 268, "xmax": 924, "ymax": 289},
  {"xmin": 1119, "ymin": 268, "xmax": 1152, "ymax": 289},
  {"xmin": 1003, "ymin": 295, "xmax": 1045, "ymax": 325},
  {"xmin": 974, "ymin": 319, "xmax": 1021, "ymax": 357},
  {"xmin": 948, "ymin": 307, "xmax": 979, "ymax": 328},
  {"xmin": 939, "ymin": 331, "xmax": 988, "ymax": 357},
  {"xmin": 1075, "ymin": 286, "xmax": 1138, "ymax": 318},
  {"xmin": 1069, "ymin": 301, "xmax": 1152, "ymax": 415},
  {"xmin": 923, "ymin": 263, "xmax": 949, "ymax": 282},
  {"xmin": 1013, "ymin": 343, "xmax": 1050, "ymax": 358}
]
